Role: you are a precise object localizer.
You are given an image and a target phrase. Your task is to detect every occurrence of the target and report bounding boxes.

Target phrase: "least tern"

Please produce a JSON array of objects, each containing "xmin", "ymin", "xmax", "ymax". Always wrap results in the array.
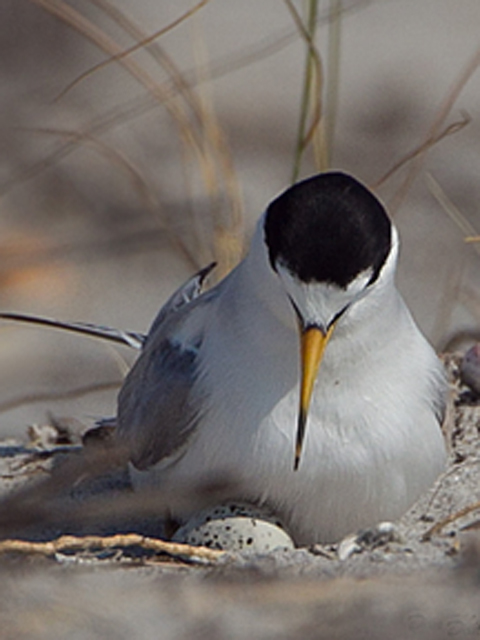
[{"xmin": 117, "ymin": 172, "xmax": 447, "ymax": 545}]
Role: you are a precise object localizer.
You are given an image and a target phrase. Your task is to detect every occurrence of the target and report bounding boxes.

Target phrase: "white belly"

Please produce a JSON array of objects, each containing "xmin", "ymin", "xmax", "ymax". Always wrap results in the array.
[{"xmin": 131, "ymin": 334, "xmax": 446, "ymax": 545}]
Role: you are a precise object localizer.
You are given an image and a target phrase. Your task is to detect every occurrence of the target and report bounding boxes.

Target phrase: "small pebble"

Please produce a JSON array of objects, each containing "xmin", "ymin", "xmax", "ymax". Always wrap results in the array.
[
  {"xmin": 337, "ymin": 533, "xmax": 362, "ymax": 561},
  {"xmin": 337, "ymin": 521, "xmax": 399, "ymax": 560},
  {"xmin": 460, "ymin": 344, "xmax": 480, "ymax": 396}
]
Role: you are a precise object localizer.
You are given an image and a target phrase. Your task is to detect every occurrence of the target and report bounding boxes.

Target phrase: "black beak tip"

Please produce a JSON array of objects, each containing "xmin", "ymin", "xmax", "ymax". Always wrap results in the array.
[
  {"xmin": 293, "ymin": 454, "xmax": 300, "ymax": 472},
  {"xmin": 293, "ymin": 409, "xmax": 307, "ymax": 471}
]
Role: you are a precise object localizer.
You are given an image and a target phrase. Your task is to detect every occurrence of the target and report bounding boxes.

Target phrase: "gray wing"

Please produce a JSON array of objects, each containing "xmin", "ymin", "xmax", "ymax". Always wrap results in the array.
[
  {"xmin": 116, "ymin": 266, "xmax": 217, "ymax": 471},
  {"xmin": 146, "ymin": 262, "xmax": 216, "ymax": 339}
]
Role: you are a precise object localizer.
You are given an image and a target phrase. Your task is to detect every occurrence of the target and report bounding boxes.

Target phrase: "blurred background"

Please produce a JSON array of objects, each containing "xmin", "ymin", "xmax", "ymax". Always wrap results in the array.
[{"xmin": 0, "ymin": 0, "xmax": 480, "ymax": 438}]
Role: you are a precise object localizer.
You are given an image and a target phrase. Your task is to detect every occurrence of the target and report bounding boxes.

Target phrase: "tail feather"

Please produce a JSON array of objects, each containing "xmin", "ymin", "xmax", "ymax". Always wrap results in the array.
[{"xmin": 0, "ymin": 312, "xmax": 145, "ymax": 349}]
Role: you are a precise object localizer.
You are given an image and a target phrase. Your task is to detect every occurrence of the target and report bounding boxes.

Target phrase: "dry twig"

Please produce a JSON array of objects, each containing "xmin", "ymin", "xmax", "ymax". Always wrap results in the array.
[
  {"xmin": 422, "ymin": 501, "xmax": 480, "ymax": 541},
  {"xmin": 0, "ymin": 533, "xmax": 227, "ymax": 564}
]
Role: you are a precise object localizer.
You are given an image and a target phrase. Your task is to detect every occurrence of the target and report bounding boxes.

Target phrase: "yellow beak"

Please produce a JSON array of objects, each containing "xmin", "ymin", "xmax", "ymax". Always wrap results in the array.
[{"xmin": 294, "ymin": 323, "xmax": 335, "ymax": 470}]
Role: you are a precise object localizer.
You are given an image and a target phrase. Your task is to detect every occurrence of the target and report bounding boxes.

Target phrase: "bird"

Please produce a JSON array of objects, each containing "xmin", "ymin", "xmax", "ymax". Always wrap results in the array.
[{"xmin": 115, "ymin": 171, "xmax": 447, "ymax": 546}]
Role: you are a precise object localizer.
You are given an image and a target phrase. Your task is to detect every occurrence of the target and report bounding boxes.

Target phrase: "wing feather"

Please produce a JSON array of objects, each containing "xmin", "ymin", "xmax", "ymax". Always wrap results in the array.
[
  {"xmin": 116, "ymin": 264, "xmax": 216, "ymax": 470},
  {"xmin": 117, "ymin": 336, "xmax": 204, "ymax": 469}
]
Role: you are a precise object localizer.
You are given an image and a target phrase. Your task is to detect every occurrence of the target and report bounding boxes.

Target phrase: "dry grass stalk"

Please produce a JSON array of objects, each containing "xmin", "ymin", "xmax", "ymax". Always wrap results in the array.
[
  {"xmin": 55, "ymin": 0, "xmax": 211, "ymax": 101},
  {"xmin": 0, "ymin": 16, "xmax": 318, "ymax": 203},
  {"xmin": 422, "ymin": 501, "xmax": 480, "ymax": 541},
  {"xmin": 24, "ymin": 126, "xmax": 160, "ymax": 212},
  {"xmin": 426, "ymin": 173, "xmax": 480, "ymax": 254},
  {"xmin": 0, "ymin": 533, "xmax": 227, "ymax": 564},
  {"xmin": 0, "ymin": 380, "xmax": 121, "ymax": 415},
  {"xmin": 285, "ymin": 0, "xmax": 326, "ymax": 182},
  {"xmin": 27, "ymin": 0, "xmax": 244, "ymax": 273},
  {"xmin": 374, "ymin": 42, "xmax": 480, "ymax": 211},
  {"xmin": 322, "ymin": 0, "xmax": 342, "ymax": 167},
  {"xmin": 371, "ymin": 114, "xmax": 470, "ymax": 193}
]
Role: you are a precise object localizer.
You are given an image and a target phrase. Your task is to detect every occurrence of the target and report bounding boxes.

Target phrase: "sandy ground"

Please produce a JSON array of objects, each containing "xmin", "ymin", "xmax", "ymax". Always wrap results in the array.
[{"xmin": 0, "ymin": 354, "xmax": 479, "ymax": 639}]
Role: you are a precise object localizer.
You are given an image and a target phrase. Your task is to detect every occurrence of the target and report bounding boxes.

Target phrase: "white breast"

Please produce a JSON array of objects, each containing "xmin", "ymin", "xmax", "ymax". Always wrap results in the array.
[{"xmin": 131, "ymin": 263, "xmax": 446, "ymax": 544}]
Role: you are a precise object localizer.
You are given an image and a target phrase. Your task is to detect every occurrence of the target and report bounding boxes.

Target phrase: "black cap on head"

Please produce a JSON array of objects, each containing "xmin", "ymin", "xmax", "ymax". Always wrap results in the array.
[{"xmin": 264, "ymin": 172, "xmax": 391, "ymax": 288}]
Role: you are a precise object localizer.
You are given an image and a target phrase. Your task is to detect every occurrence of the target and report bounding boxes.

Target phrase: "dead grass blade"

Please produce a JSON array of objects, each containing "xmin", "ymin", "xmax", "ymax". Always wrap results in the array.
[
  {"xmin": 322, "ymin": 0, "xmax": 343, "ymax": 167},
  {"xmin": 374, "ymin": 40, "xmax": 480, "ymax": 211},
  {"xmin": 0, "ymin": 15, "xmax": 314, "ymax": 204},
  {"xmin": 286, "ymin": 0, "xmax": 325, "ymax": 182},
  {"xmin": 0, "ymin": 381, "xmax": 121, "ymax": 415},
  {"xmin": 28, "ymin": 0, "xmax": 243, "ymax": 274},
  {"xmin": 28, "ymin": 0, "xmax": 204, "ymax": 157},
  {"xmin": 0, "ymin": 533, "xmax": 227, "ymax": 564},
  {"xmin": 372, "ymin": 113, "xmax": 471, "ymax": 192},
  {"xmin": 422, "ymin": 501, "xmax": 480, "ymax": 541},
  {"xmin": 86, "ymin": 0, "xmax": 244, "ymax": 272},
  {"xmin": 84, "ymin": 0, "xmax": 208, "ymax": 129},
  {"xmin": 7, "ymin": 3, "xmax": 363, "ymax": 202},
  {"xmin": 27, "ymin": 126, "xmax": 159, "ymax": 211},
  {"xmin": 424, "ymin": 172, "xmax": 480, "ymax": 343},
  {"xmin": 55, "ymin": 0, "xmax": 211, "ymax": 102},
  {"xmin": 426, "ymin": 173, "xmax": 480, "ymax": 255}
]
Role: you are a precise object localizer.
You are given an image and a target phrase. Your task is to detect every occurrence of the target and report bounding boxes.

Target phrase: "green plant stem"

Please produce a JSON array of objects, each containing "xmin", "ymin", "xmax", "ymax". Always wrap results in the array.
[
  {"xmin": 324, "ymin": 0, "xmax": 342, "ymax": 166},
  {"xmin": 291, "ymin": 0, "xmax": 319, "ymax": 184}
]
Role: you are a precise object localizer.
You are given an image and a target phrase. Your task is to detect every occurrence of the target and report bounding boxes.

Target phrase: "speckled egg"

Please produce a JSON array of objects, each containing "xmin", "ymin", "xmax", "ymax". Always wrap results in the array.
[{"xmin": 172, "ymin": 503, "xmax": 295, "ymax": 553}]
